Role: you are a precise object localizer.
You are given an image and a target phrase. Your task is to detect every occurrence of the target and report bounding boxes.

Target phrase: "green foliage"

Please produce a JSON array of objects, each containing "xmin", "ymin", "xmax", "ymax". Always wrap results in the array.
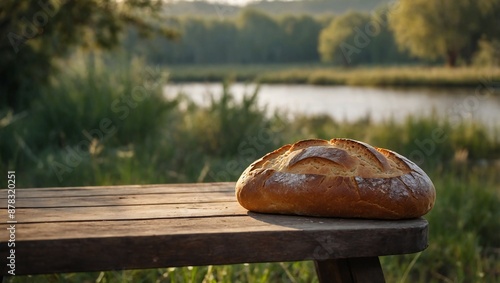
[
  {"xmin": 318, "ymin": 11, "xmax": 369, "ymax": 65},
  {"xmin": 181, "ymin": 81, "xmax": 266, "ymax": 157},
  {"xmin": 318, "ymin": 10, "xmax": 417, "ymax": 66},
  {"xmin": 388, "ymin": 0, "xmax": 500, "ymax": 67},
  {"xmin": 382, "ymin": 169, "xmax": 500, "ymax": 282},
  {"xmin": 126, "ymin": 8, "xmax": 416, "ymax": 67},
  {"xmin": 0, "ymin": 55, "xmax": 178, "ymax": 186},
  {"xmin": 473, "ymin": 38, "xmax": 500, "ymax": 67},
  {"xmin": 24, "ymin": 55, "xmax": 173, "ymax": 150},
  {"xmin": 126, "ymin": 11, "xmax": 323, "ymax": 65},
  {"xmin": 123, "ymin": 1, "xmax": 500, "ymax": 68},
  {"xmin": 0, "ymin": 0, "xmax": 176, "ymax": 111},
  {"xmin": 236, "ymin": 9, "xmax": 284, "ymax": 63},
  {"xmin": 164, "ymin": 81, "xmax": 288, "ymax": 182},
  {"xmin": 279, "ymin": 15, "xmax": 323, "ymax": 62}
]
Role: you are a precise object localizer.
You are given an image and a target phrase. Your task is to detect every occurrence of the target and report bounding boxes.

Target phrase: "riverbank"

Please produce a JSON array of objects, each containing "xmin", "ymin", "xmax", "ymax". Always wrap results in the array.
[{"xmin": 167, "ymin": 64, "xmax": 500, "ymax": 88}]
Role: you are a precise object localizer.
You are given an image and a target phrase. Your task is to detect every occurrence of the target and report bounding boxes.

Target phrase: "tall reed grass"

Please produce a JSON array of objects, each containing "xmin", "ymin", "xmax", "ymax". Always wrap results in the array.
[{"xmin": 2, "ymin": 58, "xmax": 499, "ymax": 282}]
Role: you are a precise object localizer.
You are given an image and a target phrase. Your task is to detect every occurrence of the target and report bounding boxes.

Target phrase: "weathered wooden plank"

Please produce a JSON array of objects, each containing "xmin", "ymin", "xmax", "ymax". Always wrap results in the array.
[
  {"xmin": 0, "ymin": 214, "xmax": 429, "ymax": 241},
  {"xmin": 0, "ymin": 201, "xmax": 246, "ymax": 223},
  {"xmin": 0, "ymin": 182, "xmax": 234, "ymax": 199},
  {"xmin": 0, "ymin": 215, "xmax": 428, "ymax": 276},
  {"xmin": 1, "ymin": 192, "xmax": 234, "ymax": 208}
]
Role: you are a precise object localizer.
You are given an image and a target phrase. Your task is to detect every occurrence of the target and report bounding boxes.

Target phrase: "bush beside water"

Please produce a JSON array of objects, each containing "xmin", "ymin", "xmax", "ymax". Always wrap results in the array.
[{"xmin": 1, "ymin": 60, "xmax": 499, "ymax": 282}]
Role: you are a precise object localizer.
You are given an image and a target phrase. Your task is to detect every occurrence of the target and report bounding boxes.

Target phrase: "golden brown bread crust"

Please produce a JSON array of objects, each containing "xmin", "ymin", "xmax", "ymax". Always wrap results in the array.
[{"xmin": 235, "ymin": 138, "xmax": 436, "ymax": 219}]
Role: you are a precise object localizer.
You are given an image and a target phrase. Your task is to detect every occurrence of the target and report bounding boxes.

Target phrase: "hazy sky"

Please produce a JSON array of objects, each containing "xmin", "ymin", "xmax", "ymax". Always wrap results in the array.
[{"xmin": 213, "ymin": 0, "xmax": 253, "ymax": 5}]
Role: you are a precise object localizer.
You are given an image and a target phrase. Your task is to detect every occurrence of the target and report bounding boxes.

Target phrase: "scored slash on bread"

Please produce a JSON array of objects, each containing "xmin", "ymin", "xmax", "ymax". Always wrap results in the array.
[{"xmin": 235, "ymin": 138, "xmax": 436, "ymax": 219}]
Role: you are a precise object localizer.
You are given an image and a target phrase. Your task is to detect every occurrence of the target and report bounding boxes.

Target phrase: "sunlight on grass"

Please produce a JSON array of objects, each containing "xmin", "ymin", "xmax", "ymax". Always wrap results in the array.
[{"xmin": 168, "ymin": 64, "xmax": 500, "ymax": 88}]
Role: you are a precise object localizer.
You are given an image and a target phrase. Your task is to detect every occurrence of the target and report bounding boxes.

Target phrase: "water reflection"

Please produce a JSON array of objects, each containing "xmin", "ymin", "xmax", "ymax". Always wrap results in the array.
[{"xmin": 164, "ymin": 83, "xmax": 500, "ymax": 128}]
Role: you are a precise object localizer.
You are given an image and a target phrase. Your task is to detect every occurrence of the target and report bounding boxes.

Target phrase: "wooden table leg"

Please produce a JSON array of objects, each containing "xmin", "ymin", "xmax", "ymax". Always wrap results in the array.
[{"xmin": 314, "ymin": 257, "xmax": 385, "ymax": 283}]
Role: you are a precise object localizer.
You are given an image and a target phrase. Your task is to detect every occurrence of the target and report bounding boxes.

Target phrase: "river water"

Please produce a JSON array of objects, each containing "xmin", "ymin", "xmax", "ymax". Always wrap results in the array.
[{"xmin": 164, "ymin": 83, "xmax": 500, "ymax": 128}]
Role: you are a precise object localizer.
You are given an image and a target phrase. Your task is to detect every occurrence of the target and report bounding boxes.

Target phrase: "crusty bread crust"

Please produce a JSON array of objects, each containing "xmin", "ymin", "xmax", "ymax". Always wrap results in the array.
[{"xmin": 235, "ymin": 138, "xmax": 436, "ymax": 219}]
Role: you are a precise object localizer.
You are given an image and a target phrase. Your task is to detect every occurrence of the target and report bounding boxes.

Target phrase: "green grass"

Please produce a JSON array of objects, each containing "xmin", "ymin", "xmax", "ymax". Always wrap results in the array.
[
  {"xmin": 382, "ymin": 167, "xmax": 500, "ymax": 282},
  {"xmin": 2, "ymin": 57, "xmax": 500, "ymax": 282},
  {"xmin": 167, "ymin": 64, "xmax": 500, "ymax": 88}
]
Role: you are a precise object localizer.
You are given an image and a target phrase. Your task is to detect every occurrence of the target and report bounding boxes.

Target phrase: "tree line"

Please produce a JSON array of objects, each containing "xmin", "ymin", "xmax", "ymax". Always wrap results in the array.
[
  {"xmin": 124, "ymin": 9, "xmax": 418, "ymax": 66},
  {"xmin": 124, "ymin": 10, "xmax": 326, "ymax": 64},
  {"xmin": 125, "ymin": 1, "xmax": 500, "ymax": 67}
]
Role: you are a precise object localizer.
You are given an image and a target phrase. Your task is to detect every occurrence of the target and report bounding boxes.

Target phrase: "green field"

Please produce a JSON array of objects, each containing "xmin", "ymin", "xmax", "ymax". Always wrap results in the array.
[
  {"xmin": 2, "ymin": 59, "xmax": 500, "ymax": 282},
  {"xmin": 167, "ymin": 64, "xmax": 500, "ymax": 88}
]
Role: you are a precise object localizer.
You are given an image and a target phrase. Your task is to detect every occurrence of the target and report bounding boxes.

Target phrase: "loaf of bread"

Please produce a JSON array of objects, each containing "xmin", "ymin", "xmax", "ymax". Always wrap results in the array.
[{"xmin": 235, "ymin": 139, "xmax": 435, "ymax": 219}]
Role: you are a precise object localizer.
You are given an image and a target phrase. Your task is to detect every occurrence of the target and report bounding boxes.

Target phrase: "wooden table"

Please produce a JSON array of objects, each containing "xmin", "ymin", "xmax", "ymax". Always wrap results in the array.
[{"xmin": 0, "ymin": 183, "xmax": 428, "ymax": 282}]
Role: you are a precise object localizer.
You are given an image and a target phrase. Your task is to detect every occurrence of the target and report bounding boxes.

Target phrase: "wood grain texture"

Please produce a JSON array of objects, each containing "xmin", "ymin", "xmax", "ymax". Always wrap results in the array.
[
  {"xmin": 4, "ymin": 192, "xmax": 235, "ymax": 208},
  {"xmin": 0, "ymin": 183, "xmax": 233, "ymax": 199},
  {"xmin": 1, "ymin": 201, "xmax": 245, "ymax": 223},
  {"xmin": 0, "ymin": 182, "xmax": 428, "ymax": 276}
]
